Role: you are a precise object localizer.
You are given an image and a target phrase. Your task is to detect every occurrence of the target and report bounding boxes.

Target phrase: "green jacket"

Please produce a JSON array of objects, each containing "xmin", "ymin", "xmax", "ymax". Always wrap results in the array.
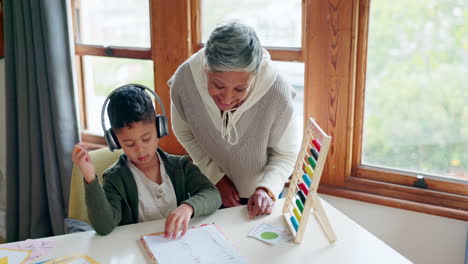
[{"xmin": 84, "ymin": 148, "xmax": 221, "ymax": 235}]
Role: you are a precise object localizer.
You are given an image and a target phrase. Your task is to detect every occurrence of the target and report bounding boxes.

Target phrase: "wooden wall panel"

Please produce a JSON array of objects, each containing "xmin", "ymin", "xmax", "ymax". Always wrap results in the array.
[
  {"xmin": 303, "ymin": 0, "xmax": 357, "ymax": 185},
  {"xmin": 150, "ymin": 0, "xmax": 192, "ymax": 155}
]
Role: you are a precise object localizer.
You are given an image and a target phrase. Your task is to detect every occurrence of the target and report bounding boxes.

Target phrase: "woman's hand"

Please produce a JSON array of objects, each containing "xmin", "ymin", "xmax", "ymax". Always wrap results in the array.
[
  {"xmin": 71, "ymin": 143, "xmax": 96, "ymax": 184},
  {"xmin": 247, "ymin": 188, "xmax": 274, "ymax": 218},
  {"xmin": 215, "ymin": 176, "xmax": 241, "ymax": 207},
  {"xmin": 164, "ymin": 203, "xmax": 194, "ymax": 239}
]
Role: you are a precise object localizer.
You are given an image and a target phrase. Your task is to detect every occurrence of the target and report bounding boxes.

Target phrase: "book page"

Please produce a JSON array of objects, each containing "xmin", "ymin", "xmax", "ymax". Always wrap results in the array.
[
  {"xmin": 142, "ymin": 224, "xmax": 248, "ymax": 264},
  {"xmin": 43, "ymin": 254, "xmax": 99, "ymax": 264},
  {"xmin": 1, "ymin": 239, "xmax": 55, "ymax": 262},
  {"xmin": 0, "ymin": 248, "xmax": 31, "ymax": 264}
]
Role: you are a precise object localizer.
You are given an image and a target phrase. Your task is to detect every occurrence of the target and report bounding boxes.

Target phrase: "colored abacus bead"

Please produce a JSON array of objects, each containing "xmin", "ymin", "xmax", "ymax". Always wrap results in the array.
[
  {"xmin": 297, "ymin": 190, "xmax": 307, "ymax": 204},
  {"xmin": 296, "ymin": 199, "xmax": 304, "ymax": 212},
  {"xmin": 305, "ymin": 165, "xmax": 314, "ymax": 177},
  {"xmin": 302, "ymin": 173, "xmax": 312, "ymax": 187},
  {"xmin": 293, "ymin": 208, "xmax": 302, "ymax": 222},
  {"xmin": 299, "ymin": 182, "xmax": 309, "ymax": 196},
  {"xmin": 308, "ymin": 156, "xmax": 317, "ymax": 169},
  {"xmin": 310, "ymin": 147, "xmax": 319, "ymax": 160},
  {"xmin": 312, "ymin": 138, "xmax": 321, "ymax": 152},
  {"xmin": 290, "ymin": 215, "xmax": 299, "ymax": 231}
]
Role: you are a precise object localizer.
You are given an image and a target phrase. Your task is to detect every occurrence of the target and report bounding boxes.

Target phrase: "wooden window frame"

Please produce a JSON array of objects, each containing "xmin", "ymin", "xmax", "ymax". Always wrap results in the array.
[
  {"xmin": 75, "ymin": 45, "xmax": 151, "ymax": 60},
  {"xmin": 190, "ymin": 0, "xmax": 306, "ymax": 63},
  {"xmin": 71, "ymin": 0, "xmax": 467, "ymax": 220},
  {"xmin": 71, "ymin": 0, "xmax": 192, "ymax": 153},
  {"xmin": 74, "ymin": 0, "xmax": 307, "ymax": 151},
  {"xmin": 305, "ymin": 0, "xmax": 468, "ymax": 221}
]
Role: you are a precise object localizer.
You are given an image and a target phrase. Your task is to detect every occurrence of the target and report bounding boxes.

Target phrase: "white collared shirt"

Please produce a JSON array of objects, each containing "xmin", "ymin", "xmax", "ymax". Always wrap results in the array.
[{"xmin": 127, "ymin": 152, "xmax": 178, "ymax": 222}]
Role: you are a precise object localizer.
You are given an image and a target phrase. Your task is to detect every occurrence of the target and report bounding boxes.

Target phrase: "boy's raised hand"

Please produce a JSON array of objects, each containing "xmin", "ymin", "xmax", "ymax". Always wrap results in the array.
[
  {"xmin": 164, "ymin": 203, "xmax": 194, "ymax": 239},
  {"xmin": 71, "ymin": 143, "xmax": 96, "ymax": 184}
]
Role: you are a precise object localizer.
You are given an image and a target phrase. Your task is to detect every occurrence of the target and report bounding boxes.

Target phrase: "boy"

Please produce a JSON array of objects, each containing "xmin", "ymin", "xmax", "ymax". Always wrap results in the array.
[{"xmin": 72, "ymin": 84, "xmax": 221, "ymax": 238}]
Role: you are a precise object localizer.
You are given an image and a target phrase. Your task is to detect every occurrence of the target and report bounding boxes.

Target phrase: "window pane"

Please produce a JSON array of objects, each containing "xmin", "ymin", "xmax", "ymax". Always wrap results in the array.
[
  {"xmin": 82, "ymin": 56, "xmax": 154, "ymax": 134},
  {"xmin": 271, "ymin": 61, "xmax": 304, "ymax": 138},
  {"xmin": 201, "ymin": 0, "xmax": 302, "ymax": 47},
  {"xmin": 76, "ymin": 0, "xmax": 150, "ymax": 48},
  {"xmin": 363, "ymin": 1, "xmax": 468, "ymax": 180}
]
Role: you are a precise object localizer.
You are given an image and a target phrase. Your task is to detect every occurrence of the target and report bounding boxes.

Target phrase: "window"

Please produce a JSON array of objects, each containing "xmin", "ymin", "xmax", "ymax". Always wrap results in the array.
[
  {"xmin": 71, "ymin": 0, "xmax": 191, "ymax": 153},
  {"xmin": 71, "ymin": 0, "xmax": 468, "ymax": 219},
  {"xmin": 271, "ymin": 61, "xmax": 305, "ymax": 138},
  {"xmin": 73, "ymin": 0, "xmax": 304, "ymax": 147},
  {"xmin": 362, "ymin": 0, "xmax": 467, "ymax": 181},
  {"xmin": 200, "ymin": 0, "xmax": 305, "ymax": 135},
  {"xmin": 201, "ymin": 0, "xmax": 302, "ymax": 47},
  {"xmin": 76, "ymin": 0, "xmax": 150, "ymax": 48},
  {"xmin": 308, "ymin": 0, "xmax": 467, "ymax": 220},
  {"xmin": 82, "ymin": 56, "xmax": 154, "ymax": 134},
  {"xmin": 72, "ymin": 0, "xmax": 153, "ymax": 142}
]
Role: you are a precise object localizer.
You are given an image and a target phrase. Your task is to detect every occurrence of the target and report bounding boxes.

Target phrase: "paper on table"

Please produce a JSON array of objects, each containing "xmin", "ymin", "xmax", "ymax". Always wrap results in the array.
[
  {"xmin": 141, "ymin": 224, "xmax": 248, "ymax": 264},
  {"xmin": 0, "ymin": 248, "xmax": 32, "ymax": 264},
  {"xmin": 42, "ymin": 254, "xmax": 99, "ymax": 264},
  {"xmin": 1, "ymin": 239, "xmax": 55, "ymax": 261},
  {"xmin": 247, "ymin": 223, "xmax": 292, "ymax": 245}
]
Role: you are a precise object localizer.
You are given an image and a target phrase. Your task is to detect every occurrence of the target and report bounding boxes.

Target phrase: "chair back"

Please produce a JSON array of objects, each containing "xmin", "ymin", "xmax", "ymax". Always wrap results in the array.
[{"xmin": 68, "ymin": 148, "xmax": 123, "ymax": 224}]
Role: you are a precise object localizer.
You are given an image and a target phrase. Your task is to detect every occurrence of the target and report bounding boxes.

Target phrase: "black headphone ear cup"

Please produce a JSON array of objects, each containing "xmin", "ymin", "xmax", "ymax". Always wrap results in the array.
[
  {"xmin": 104, "ymin": 129, "xmax": 121, "ymax": 151},
  {"xmin": 110, "ymin": 129, "xmax": 121, "ymax": 150},
  {"xmin": 156, "ymin": 115, "xmax": 169, "ymax": 138}
]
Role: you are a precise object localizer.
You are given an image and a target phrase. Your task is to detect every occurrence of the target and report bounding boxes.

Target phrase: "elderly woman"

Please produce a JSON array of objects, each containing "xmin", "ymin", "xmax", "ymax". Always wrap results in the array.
[{"xmin": 169, "ymin": 21, "xmax": 299, "ymax": 218}]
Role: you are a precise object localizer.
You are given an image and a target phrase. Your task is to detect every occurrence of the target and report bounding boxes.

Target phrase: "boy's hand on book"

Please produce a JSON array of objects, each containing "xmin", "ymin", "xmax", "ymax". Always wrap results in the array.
[
  {"xmin": 72, "ymin": 143, "xmax": 96, "ymax": 184},
  {"xmin": 164, "ymin": 203, "xmax": 194, "ymax": 239}
]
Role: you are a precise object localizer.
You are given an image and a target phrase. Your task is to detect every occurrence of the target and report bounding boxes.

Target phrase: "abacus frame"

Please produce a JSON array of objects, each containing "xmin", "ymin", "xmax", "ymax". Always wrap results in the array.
[{"xmin": 282, "ymin": 118, "xmax": 336, "ymax": 244}]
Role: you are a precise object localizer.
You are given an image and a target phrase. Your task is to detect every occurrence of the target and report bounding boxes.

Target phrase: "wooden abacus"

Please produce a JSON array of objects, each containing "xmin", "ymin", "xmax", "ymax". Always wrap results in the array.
[{"xmin": 282, "ymin": 118, "xmax": 336, "ymax": 244}]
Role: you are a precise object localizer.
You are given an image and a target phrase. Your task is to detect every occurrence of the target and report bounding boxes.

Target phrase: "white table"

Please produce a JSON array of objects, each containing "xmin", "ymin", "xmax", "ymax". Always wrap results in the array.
[{"xmin": 34, "ymin": 198, "xmax": 410, "ymax": 264}]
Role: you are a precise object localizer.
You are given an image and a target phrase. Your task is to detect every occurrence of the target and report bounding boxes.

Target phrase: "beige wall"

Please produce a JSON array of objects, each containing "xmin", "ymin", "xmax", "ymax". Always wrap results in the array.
[{"xmin": 322, "ymin": 194, "xmax": 467, "ymax": 264}]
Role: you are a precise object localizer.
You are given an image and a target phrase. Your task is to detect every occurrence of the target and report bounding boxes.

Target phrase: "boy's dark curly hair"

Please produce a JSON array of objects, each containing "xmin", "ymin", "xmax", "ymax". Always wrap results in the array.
[{"xmin": 107, "ymin": 84, "xmax": 156, "ymax": 132}]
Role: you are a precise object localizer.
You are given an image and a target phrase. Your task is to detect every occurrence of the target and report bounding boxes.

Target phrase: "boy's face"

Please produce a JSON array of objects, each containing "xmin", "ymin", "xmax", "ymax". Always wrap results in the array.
[{"xmin": 114, "ymin": 120, "xmax": 159, "ymax": 168}]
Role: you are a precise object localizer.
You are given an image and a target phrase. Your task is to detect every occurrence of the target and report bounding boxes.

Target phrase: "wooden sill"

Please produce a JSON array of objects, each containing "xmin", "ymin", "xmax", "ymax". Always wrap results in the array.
[
  {"xmin": 82, "ymin": 142, "xmax": 106, "ymax": 151},
  {"xmin": 319, "ymin": 183, "xmax": 468, "ymax": 221},
  {"xmin": 355, "ymin": 166, "xmax": 468, "ymax": 196},
  {"xmin": 81, "ymin": 131, "xmax": 106, "ymax": 150},
  {"xmin": 195, "ymin": 43, "xmax": 303, "ymax": 62},
  {"xmin": 75, "ymin": 44, "xmax": 152, "ymax": 60}
]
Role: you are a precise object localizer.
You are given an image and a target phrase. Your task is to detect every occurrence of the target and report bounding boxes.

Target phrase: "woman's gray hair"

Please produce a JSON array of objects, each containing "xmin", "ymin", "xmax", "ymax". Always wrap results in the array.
[{"xmin": 205, "ymin": 21, "xmax": 263, "ymax": 73}]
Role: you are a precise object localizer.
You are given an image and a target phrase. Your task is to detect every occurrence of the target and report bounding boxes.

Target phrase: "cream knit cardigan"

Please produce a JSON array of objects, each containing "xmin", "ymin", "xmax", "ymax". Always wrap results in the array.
[{"xmin": 170, "ymin": 48, "xmax": 300, "ymax": 199}]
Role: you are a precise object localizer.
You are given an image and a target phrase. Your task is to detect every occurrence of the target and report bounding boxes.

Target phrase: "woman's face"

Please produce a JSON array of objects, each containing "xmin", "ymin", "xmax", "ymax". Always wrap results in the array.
[{"xmin": 207, "ymin": 71, "xmax": 252, "ymax": 112}]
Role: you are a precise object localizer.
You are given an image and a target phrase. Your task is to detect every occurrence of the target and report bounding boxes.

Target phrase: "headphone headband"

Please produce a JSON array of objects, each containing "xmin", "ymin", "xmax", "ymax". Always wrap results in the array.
[{"xmin": 101, "ymin": 84, "xmax": 168, "ymax": 150}]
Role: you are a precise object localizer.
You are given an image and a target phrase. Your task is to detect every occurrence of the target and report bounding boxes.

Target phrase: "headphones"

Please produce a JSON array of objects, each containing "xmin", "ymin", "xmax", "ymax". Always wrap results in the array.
[{"xmin": 101, "ymin": 84, "xmax": 169, "ymax": 152}]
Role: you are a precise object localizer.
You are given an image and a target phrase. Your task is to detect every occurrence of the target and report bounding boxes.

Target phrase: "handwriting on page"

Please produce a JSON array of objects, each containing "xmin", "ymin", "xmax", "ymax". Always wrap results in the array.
[{"xmin": 142, "ymin": 224, "xmax": 248, "ymax": 264}]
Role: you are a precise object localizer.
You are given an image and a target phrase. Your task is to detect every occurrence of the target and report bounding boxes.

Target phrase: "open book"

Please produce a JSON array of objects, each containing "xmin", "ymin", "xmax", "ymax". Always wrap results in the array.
[{"xmin": 141, "ymin": 224, "xmax": 248, "ymax": 264}]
